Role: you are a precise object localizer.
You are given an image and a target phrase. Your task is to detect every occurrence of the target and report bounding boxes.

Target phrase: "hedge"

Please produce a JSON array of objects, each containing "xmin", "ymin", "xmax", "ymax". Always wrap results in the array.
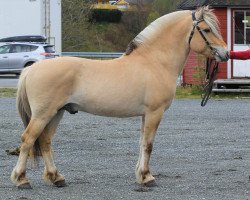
[{"xmin": 90, "ymin": 9, "xmax": 123, "ymax": 23}]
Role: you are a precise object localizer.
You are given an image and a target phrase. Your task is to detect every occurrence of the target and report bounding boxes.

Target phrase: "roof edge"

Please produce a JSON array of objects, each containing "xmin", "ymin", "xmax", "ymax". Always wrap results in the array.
[{"xmin": 178, "ymin": 1, "xmax": 250, "ymax": 10}]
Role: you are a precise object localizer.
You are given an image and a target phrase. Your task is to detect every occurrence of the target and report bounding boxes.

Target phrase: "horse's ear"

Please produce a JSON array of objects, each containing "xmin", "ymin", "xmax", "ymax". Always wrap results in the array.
[
  {"xmin": 196, "ymin": 5, "xmax": 211, "ymax": 20},
  {"xmin": 195, "ymin": 7, "xmax": 203, "ymax": 20},
  {"xmin": 204, "ymin": 5, "xmax": 213, "ymax": 13}
]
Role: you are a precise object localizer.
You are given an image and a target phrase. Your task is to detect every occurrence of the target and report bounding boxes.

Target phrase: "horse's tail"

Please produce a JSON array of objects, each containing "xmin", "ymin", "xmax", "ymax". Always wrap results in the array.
[
  {"xmin": 17, "ymin": 67, "xmax": 41, "ymax": 162},
  {"xmin": 17, "ymin": 67, "xmax": 31, "ymax": 127}
]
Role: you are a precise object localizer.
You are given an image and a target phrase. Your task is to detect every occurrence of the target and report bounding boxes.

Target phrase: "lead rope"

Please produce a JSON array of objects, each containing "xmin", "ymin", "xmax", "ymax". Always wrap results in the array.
[{"xmin": 201, "ymin": 59, "xmax": 219, "ymax": 107}]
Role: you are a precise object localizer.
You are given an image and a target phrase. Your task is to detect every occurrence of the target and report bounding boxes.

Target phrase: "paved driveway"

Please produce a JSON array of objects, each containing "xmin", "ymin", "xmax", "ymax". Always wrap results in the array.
[{"xmin": 0, "ymin": 98, "xmax": 250, "ymax": 200}]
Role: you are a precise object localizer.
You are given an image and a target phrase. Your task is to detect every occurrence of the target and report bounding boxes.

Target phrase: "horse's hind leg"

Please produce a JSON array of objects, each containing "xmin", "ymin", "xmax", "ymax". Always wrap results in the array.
[
  {"xmin": 136, "ymin": 109, "xmax": 164, "ymax": 185},
  {"xmin": 38, "ymin": 110, "xmax": 66, "ymax": 187},
  {"xmin": 11, "ymin": 116, "xmax": 54, "ymax": 189}
]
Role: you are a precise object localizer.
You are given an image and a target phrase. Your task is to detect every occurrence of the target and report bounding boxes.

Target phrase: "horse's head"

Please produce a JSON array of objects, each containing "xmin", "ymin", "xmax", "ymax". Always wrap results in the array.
[{"xmin": 188, "ymin": 6, "xmax": 229, "ymax": 62}]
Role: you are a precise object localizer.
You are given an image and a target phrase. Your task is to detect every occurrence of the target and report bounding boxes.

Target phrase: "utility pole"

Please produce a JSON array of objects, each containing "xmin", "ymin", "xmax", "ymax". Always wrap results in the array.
[{"xmin": 43, "ymin": 0, "xmax": 51, "ymax": 43}]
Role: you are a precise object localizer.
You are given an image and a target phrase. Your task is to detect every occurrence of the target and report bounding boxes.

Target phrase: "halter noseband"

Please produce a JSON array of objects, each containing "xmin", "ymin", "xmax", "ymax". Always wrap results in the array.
[{"xmin": 188, "ymin": 11, "xmax": 219, "ymax": 57}]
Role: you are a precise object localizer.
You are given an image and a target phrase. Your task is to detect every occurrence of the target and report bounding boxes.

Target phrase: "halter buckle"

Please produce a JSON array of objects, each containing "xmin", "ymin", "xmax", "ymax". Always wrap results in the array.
[{"xmin": 193, "ymin": 21, "xmax": 198, "ymax": 26}]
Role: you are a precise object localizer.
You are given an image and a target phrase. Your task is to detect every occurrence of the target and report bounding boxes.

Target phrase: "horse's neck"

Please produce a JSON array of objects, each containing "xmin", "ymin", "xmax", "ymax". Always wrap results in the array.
[{"xmin": 134, "ymin": 15, "xmax": 191, "ymax": 76}]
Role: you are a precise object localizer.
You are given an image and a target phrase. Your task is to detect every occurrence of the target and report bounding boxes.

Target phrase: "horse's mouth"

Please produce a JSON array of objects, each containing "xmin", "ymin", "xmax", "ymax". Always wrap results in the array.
[
  {"xmin": 213, "ymin": 48, "xmax": 229, "ymax": 62},
  {"xmin": 216, "ymin": 54, "xmax": 229, "ymax": 62}
]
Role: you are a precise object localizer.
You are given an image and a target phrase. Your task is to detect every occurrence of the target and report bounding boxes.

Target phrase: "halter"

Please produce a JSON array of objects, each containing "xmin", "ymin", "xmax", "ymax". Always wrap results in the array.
[
  {"xmin": 188, "ymin": 11, "xmax": 219, "ymax": 57},
  {"xmin": 188, "ymin": 11, "xmax": 219, "ymax": 107}
]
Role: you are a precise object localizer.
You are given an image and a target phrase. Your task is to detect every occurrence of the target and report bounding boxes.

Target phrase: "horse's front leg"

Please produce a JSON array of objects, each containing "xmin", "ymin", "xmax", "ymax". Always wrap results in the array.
[{"xmin": 136, "ymin": 109, "xmax": 164, "ymax": 185}]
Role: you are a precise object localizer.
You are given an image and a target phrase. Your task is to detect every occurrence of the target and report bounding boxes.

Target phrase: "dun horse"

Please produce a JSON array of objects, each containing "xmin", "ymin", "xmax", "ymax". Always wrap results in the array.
[{"xmin": 11, "ymin": 7, "xmax": 229, "ymax": 189}]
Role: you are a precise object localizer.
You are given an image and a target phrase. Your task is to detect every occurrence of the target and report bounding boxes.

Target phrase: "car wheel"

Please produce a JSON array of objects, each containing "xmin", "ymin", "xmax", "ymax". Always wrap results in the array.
[{"xmin": 24, "ymin": 62, "xmax": 34, "ymax": 67}]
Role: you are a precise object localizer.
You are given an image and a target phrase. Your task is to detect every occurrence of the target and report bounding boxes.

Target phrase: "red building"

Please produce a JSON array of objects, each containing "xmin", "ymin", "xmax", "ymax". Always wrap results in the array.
[{"xmin": 178, "ymin": 0, "xmax": 250, "ymax": 85}]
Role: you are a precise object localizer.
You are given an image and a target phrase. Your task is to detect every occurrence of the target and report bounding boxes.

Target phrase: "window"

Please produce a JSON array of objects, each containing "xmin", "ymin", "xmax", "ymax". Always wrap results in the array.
[
  {"xmin": 0, "ymin": 45, "xmax": 10, "ymax": 54},
  {"xmin": 21, "ymin": 45, "xmax": 38, "ymax": 52},
  {"xmin": 30, "ymin": 45, "xmax": 39, "ymax": 51},
  {"xmin": 234, "ymin": 11, "xmax": 250, "ymax": 45},
  {"xmin": 9, "ymin": 44, "xmax": 38, "ymax": 53},
  {"xmin": 44, "ymin": 46, "xmax": 55, "ymax": 53},
  {"xmin": 10, "ymin": 45, "xmax": 22, "ymax": 53},
  {"xmin": 247, "ymin": 12, "xmax": 250, "ymax": 44}
]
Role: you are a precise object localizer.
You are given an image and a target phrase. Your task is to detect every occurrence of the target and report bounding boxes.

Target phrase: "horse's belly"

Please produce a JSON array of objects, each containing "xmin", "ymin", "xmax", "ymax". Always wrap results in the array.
[
  {"xmin": 78, "ymin": 103, "xmax": 144, "ymax": 117},
  {"xmin": 70, "ymin": 93, "xmax": 145, "ymax": 117},
  {"xmin": 87, "ymin": 96, "xmax": 145, "ymax": 117},
  {"xmin": 82, "ymin": 109, "xmax": 142, "ymax": 118}
]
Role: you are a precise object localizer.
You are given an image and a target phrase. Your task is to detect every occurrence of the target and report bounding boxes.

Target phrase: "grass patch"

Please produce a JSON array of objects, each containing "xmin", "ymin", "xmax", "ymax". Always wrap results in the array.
[
  {"xmin": 0, "ymin": 88, "xmax": 17, "ymax": 97},
  {"xmin": 175, "ymin": 86, "xmax": 202, "ymax": 99}
]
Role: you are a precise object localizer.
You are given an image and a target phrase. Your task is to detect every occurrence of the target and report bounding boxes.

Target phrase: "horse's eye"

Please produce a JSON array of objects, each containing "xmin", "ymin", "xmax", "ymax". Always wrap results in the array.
[{"xmin": 203, "ymin": 28, "xmax": 211, "ymax": 33}]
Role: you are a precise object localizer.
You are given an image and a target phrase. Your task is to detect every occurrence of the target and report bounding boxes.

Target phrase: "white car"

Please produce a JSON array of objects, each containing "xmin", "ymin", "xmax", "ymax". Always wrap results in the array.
[{"xmin": 0, "ymin": 36, "xmax": 59, "ymax": 74}]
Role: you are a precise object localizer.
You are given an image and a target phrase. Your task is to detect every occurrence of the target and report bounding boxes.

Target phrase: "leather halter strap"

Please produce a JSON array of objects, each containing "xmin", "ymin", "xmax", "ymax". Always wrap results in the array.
[
  {"xmin": 192, "ymin": 11, "xmax": 197, "ymax": 21},
  {"xmin": 188, "ymin": 11, "xmax": 204, "ymax": 45},
  {"xmin": 188, "ymin": 11, "xmax": 219, "ymax": 57}
]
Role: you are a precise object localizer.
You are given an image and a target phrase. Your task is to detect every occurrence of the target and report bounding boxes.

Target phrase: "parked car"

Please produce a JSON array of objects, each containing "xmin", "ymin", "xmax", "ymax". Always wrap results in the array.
[{"xmin": 0, "ymin": 42, "xmax": 59, "ymax": 74}]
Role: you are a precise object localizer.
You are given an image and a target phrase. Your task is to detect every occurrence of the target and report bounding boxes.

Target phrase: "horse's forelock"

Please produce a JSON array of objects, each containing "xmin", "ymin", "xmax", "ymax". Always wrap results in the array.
[{"xmin": 197, "ymin": 6, "xmax": 222, "ymax": 39}]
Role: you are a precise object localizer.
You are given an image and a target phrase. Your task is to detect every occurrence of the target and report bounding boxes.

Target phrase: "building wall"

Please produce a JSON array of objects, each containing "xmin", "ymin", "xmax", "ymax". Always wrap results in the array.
[
  {"xmin": 214, "ymin": 8, "xmax": 228, "ymax": 80},
  {"xmin": 183, "ymin": 8, "xmax": 228, "ymax": 84},
  {"xmin": 0, "ymin": 0, "xmax": 43, "ymax": 37},
  {"xmin": 49, "ymin": 0, "xmax": 62, "ymax": 53},
  {"xmin": 182, "ymin": 51, "xmax": 198, "ymax": 85},
  {"xmin": 0, "ymin": 0, "xmax": 61, "ymax": 53}
]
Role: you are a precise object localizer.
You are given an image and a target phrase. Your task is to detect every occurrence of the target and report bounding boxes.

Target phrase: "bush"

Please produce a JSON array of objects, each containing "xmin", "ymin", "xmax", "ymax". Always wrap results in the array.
[
  {"xmin": 122, "ymin": 11, "xmax": 149, "ymax": 34},
  {"xmin": 90, "ymin": 9, "xmax": 123, "ymax": 23},
  {"xmin": 147, "ymin": 11, "xmax": 160, "ymax": 25}
]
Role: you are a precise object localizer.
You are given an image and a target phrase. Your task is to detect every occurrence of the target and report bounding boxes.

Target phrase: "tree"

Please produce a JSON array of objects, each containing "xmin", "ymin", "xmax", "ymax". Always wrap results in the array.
[
  {"xmin": 62, "ymin": 0, "xmax": 92, "ymax": 51},
  {"xmin": 152, "ymin": 0, "xmax": 182, "ymax": 15},
  {"xmin": 146, "ymin": 0, "xmax": 183, "ymax": 24},
  {"xmin": 122, "ymin": 0, "xmax": 152, "ymax": 34},
  {"xmin": 62, "ymin": 0, "xmax": 136, "ymax": 52},
  {"xmin": 62, "ymin": 0, "xmax": 183, "ymax": 52}
]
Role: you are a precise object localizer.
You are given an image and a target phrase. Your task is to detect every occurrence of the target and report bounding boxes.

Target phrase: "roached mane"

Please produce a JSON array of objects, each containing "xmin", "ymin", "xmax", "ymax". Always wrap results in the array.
[{"xmin": 125, "ymin": 6, "xmax": 221, "ymax": 55}]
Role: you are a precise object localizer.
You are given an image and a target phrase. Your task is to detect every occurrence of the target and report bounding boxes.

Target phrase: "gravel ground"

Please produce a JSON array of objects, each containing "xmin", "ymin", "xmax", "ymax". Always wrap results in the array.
[{"xmin": 0, "ymin": 98, "xmax": 250, "ymax": 200}]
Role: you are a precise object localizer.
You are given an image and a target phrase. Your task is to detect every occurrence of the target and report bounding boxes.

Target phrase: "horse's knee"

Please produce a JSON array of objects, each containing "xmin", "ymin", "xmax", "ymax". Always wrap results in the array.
[
  {"xmin": 20, "ymin": 140, "xmax": 33, "ymax": 152},
  {"xmin": 39, "ymin": 137, "xmax": 52, "ymax": 153},
  {"xmin": 20, "ymin": 130, "xmax": 30, "ymax": 143}
]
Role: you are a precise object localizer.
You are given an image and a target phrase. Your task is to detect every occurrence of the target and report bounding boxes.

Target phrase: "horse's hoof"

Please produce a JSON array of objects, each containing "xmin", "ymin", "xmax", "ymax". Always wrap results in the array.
[
  {"xmin": 143, "ymin": 180, "xmax": 157, "ymax": 187},
  {"xmin": 54, "ymin": 180, "xmax": 67, "ymax": 187},
  {"xmin": 18, "ymin": 182, "xmax": 32, "ymax": 189}
]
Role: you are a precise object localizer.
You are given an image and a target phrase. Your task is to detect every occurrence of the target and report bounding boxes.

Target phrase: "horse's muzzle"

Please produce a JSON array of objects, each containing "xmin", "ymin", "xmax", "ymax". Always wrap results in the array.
[{"xmin": 213, "ymin": 47, "xmax": 230, "ymax": 62}]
